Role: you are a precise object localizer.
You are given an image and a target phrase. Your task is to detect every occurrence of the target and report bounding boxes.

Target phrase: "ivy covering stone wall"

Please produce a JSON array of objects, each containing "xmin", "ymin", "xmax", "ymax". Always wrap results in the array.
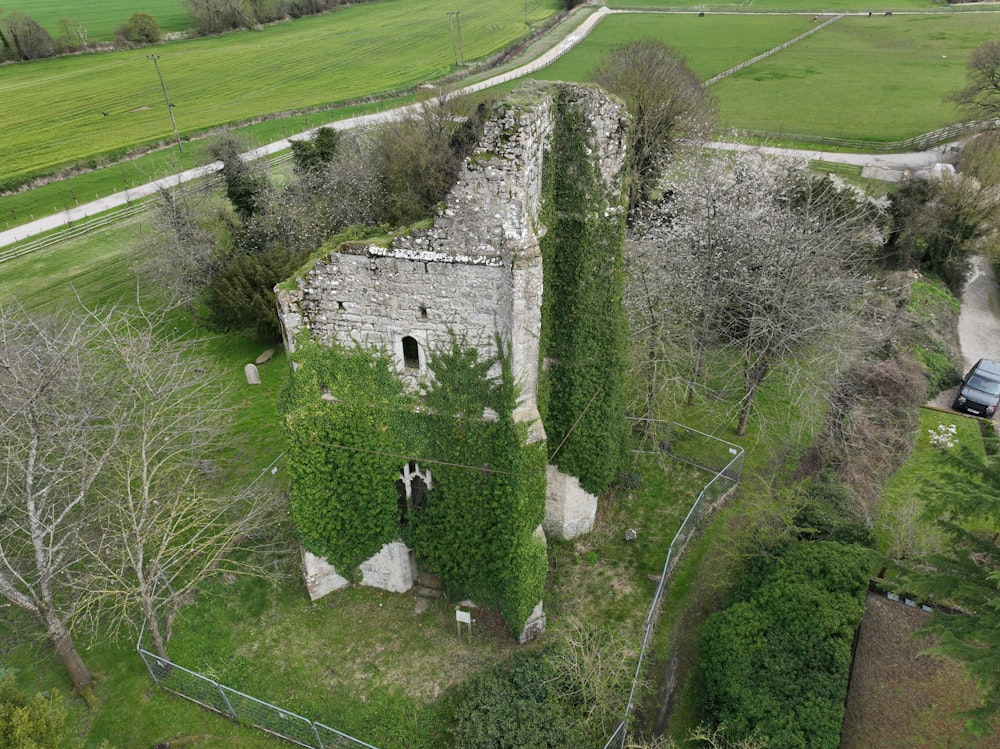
[
  {"xmin": 538, "ymin": 86, "xmax": 629, "ymax": 495},
  {"xmin": 278, "ymin": 81, "xmax": 630, "ymax": 636},
  {"xmin": 280, "ymin": 334, "xmax": 547, "ymax": 635}
]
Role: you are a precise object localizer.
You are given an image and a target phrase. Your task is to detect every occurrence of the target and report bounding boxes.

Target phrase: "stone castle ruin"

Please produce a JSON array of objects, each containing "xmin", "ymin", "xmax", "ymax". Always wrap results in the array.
[{"xmin": 277, "ymin": 81, "xmax": 628, "ymax": 641}]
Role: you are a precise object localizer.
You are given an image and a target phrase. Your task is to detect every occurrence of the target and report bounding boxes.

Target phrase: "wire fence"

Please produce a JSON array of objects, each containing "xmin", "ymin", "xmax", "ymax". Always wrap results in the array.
[
  {"xmin": 729, "ymin": 118, "xmax": 999, "ymax": 153},
  {"xmin": 603, "ymin": 419, "xmax": 745, "ymax": 749},
  {"xmin": 136, "ymin": 652, "xmax": 380, "ymax": 749},
  {"xmin": 134, "ymin": 453, "xmax": 380, "ymax": 749},
  {"xmin": 133, "ymin": 423, "xmax": 740, "ymax": 749}
]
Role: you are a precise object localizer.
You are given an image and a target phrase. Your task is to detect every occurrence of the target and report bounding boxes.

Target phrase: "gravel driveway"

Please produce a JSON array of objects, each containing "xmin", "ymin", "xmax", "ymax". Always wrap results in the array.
[{"xmin": 927, "ymin": 255, "xmax": 1000, "ymax": 414}]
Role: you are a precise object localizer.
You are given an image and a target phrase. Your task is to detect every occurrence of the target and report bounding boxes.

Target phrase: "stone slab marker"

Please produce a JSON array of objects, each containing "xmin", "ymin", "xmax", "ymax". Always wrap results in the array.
[{"xmin": 244, "ymin": 362, "xmax": 261, "ymax": 385}]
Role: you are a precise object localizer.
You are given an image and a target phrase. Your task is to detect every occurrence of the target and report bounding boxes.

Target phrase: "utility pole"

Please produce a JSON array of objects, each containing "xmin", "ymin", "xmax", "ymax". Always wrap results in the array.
[
  {"xmin": 147, "ymin": 54, "xmax": 183, "ymax": 155},
  {"xmin": 446, "ymin": 11, "xmax": 459, "ymax": 65},
  {"xmin": 455, "ymin": 10, "xmax": 464, "ymax": 65}
]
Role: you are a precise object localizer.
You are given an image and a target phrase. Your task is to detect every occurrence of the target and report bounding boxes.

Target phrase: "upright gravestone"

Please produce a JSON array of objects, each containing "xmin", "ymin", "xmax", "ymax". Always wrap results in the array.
[{"xmin": 244, "ymin": 363, "xmax": 261, "ymax": 385}]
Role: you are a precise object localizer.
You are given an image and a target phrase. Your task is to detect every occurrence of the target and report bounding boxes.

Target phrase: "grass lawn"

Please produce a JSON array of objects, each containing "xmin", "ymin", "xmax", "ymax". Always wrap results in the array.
[
  {"xmin": 531, "ymin": 12, "xmax": 815, "ymax": 82},
  {"xmin": 0, "ymin": 0, "xmax": 560, "ymax": 190},
  {"xmin": 876, "ymin": 407, "xmax": 989, "ymax": 557},
  {"xmin": 4, "ymin": 0, "xmax": 192, "ymax": 41},
  {"xmin": 713, "ymin": 13, "xmax": 1000, "ymax": 140},
  {"xmin": 0, "ymin": 210, "xmax": 717, "ymax": 747}
]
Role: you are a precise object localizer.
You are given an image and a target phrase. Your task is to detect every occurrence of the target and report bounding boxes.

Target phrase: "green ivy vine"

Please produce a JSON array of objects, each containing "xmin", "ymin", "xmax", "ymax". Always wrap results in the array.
[
  {"xmin": 280, "ymin": 332, "xmax": 547, "ymax": 635},
  {"xmin": 538, "ymin": 85, "xmax": 629, "ymax": 495}
]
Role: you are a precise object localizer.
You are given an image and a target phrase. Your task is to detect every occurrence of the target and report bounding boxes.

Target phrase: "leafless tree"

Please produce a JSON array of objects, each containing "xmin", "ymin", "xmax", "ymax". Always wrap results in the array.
[
  {"xmin": 184, "ymin": 0, "xmax": 255, "ymax": 34},
  {"xmin": 591, "ymin": 40, "xmax": 715, "ymax": 214},
  {"xmin": 142, "ymin": 185, "xmax": 225, "ymax": 326},
  {"xmin": 77, "ymin": 306, "xmax": 286, "ymax": 659},
  {"xmin": 0, "ymin": 301, "xmax": 286, "ymax": 676},
  {"xmin": 0, "ymin": 305, "xmax": 128, "ymax": 698},
  {"xmin": 949, "ymin": 40, "xmax": 1000, "ymax": 120},
  {"xmin": 550, "ymin": 615, "xmax": 634, "ymax": 736},
  {"xmin": 627, "ymin": 149, "xmax": 886, "ymax": 436}
]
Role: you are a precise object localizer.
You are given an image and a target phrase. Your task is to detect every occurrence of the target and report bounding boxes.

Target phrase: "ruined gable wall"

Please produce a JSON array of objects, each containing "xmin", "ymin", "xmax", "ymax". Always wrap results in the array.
[{"xmin": 277, "ymin": 82, "xmax": 626, "ymax": 408}]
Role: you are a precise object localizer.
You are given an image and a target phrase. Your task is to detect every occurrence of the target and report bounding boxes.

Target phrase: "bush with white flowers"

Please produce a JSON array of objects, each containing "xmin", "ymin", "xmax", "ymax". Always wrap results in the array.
[{"xmin": 928, "ymin": 423, "xmax": 958, "ymax": 448}]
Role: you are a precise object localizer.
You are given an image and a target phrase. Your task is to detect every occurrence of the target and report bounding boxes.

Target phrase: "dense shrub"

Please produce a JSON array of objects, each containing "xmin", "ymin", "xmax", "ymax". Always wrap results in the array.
[
  {"xmin": 0, "ymin": 11, "xmax": 55, "ymax": 61},
  {"xmin": 448, "ymin": 649, "xmax": 583, "ymax": 749},
  {"xmin": 374, "ymin": 111, "xmax": 464, "ymax": 227},
  {"xmin": 210, "ymin": 135, "xmax": 272, "ymax": 219},
  {"xmin": 204, "ymin": 243, "xmax": 308, "ymax": 340},
  {"xmin": 116, "ymin": 13, "xmax": 162, "ymax": 45},
  {"xmin": 792, "ymin": 478, "xmax": 878, "ymax": 548},
  {"xmin": 882, "ymin": 175, "xmax": 998, "ymax": 294},
  {"xmin": 0, "ymin": 673, "xmax": 64, "ymax": 749},
  {"xmin": 290, "ymin": 126, "xmax": 340, "ymax": 173},
  {"xmin": 698, "ymin": 541, "xmax": 872, "ymax": 749}
]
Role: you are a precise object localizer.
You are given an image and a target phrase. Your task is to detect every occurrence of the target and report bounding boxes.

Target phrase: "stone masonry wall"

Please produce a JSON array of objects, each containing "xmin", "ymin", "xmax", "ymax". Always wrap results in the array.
[{"xmin": 276, "ymin": 82, "xmax": 629, "ymax": 620}]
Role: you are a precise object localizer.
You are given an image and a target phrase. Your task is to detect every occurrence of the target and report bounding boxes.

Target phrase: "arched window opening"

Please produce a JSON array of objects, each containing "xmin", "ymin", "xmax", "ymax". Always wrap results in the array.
[
  {"xmin": 402, "ymin": 336, "xmax": 420, "ymax": 370},
  {"xmin": 396, "ymin": 461, "xmax": 432, "ymax": 527}
]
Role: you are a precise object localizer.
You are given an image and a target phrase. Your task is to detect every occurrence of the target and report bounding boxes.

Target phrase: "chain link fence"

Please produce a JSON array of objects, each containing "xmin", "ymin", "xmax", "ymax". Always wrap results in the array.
[
  {"xmin": 136, "ymin": 650, "xmax": 379, "ymax": 749},
  {"xmin": 603, "ymin": 420, "xmax": 744, "ymax": 749}
]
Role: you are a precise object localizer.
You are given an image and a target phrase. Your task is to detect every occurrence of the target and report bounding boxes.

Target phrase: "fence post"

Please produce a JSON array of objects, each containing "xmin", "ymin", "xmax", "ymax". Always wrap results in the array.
[{"xmin": 217, "ymin": 682, "xmax": 238, "ymax": 719}]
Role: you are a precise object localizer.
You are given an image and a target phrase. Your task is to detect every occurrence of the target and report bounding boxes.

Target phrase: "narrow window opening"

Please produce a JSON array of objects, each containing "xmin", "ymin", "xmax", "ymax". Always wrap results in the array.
[
  {"xmin": 337, "ymin": 301, "xmax": 345, "ymax": 310},
  {"xmin": 402, "ymin": 336, "xmax": 419, "ymax": 370},
  {"xmin": 419, "ymin": 306, "xmax": 428, "ymax": 319},
  {"xmin": 397, "ymin": 462, "xmax": 432, "ymax": 528}
]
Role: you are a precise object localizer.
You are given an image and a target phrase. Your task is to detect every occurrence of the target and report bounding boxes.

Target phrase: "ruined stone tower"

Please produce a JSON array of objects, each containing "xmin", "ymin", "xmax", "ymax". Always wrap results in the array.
[{"xmin": 276, "ymin": 81, "xmax": 628, "ymax": 641}]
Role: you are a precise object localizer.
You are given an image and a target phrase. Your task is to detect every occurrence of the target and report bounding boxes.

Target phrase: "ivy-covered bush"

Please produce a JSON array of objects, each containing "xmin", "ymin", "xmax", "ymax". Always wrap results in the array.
[
  {"xmin": 538, "ymin": 86, "xmax": 629, "ymax": 496},
  {"xmin": 698, "ymin": 541, "xmax": 872, "ymax": 748}
]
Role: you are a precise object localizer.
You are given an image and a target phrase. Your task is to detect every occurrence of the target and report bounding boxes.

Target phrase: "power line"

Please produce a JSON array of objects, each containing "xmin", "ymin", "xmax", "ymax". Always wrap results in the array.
[{"xmin": 302, "ymin": 437, "xmax": 518, "ymax": 477}]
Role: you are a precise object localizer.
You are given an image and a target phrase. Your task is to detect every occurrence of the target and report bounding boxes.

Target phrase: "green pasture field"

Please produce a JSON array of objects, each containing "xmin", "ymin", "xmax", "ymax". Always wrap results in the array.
[
  {"xmin": 532, "ymin": 13, "xmax": 815, "ymax": 83},
  {"xmin": 0, "ymin": 0, "xmax": 560, "ymax": 190},
  {"xmin": 529, "ymin": 11, "xmax": 999, "ymax": 142},
  {"xmin": 0, "ymin": 100, "xmax": 398, "ymax": 231},
  {"xmin": 605, "ymin": 0, "xmax": 990, "ymax": 11},
  {"xmin": 713, "ymin": 13, "xmax": 1000, "ymax": 140},
  {"xmin": 4, "ymin": 0, "xmax": 191, "ymax": 41}
]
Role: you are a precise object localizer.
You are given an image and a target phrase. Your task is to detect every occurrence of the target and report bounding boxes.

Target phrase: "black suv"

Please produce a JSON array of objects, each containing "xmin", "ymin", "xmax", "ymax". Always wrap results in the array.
[{"xmin": 953, "ymin": 358, "xmax": 1000, "ymax": 418}]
